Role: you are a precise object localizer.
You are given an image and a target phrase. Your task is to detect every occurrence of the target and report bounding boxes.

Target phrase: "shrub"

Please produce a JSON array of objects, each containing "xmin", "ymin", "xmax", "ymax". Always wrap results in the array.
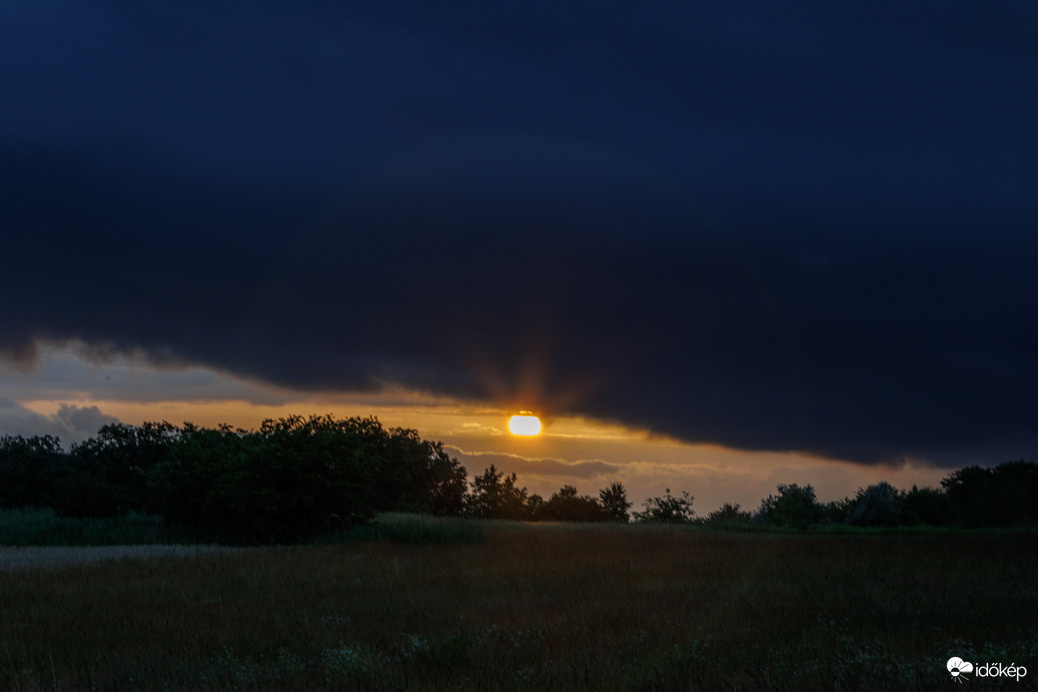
[
  {"xmin": 754, "ymin": 484, "xmax": 822, "ymax": 530},
  {"xmin": 333, "ymin": 514, "xmax": 486, "ymax": 545},
  {"xmin": 941, "ymin": 460, "xmax": 1038, "ymax": 528},
  {"xmin": 845, "ymin": 482, "xmax": 903, "ymax": 527},
  {"xmin": 0, "ymin": 434, "xmax": 69, "ymax": 509},
  {"xmin": 148, "ymin": 416, "xmax": 381, "ymax": 544},
  {"xmin": 467, "ymin": 465, "xmax": 535, "ymax": 520},
  {"xmin": 598, "ymin": 482, "xmax": 632, "ymax": 523},
  {"xmin": 374, "ymin": 428, "xmax": 468, "ymax": 516},
  {"xmin": 633, "ymin": 489, "xmax": 695, "ymax": 524},
  {"xmin": 706, "ymin": 502, "xmax": 751, "ymax": 526},
  {"xmin": 901, "ymin": 485, "xmax": 952, "ymax": 526},
  {"xmin": 538, "ymin": 485, "xmax": 605, "ymax": 522},
  {"xmin": 53, "ymin": 473, "xmax": 126, "ymax": 519},
  {"xmin": 68, "ymin": 422, "xmax": 180, "ymax": 515}
]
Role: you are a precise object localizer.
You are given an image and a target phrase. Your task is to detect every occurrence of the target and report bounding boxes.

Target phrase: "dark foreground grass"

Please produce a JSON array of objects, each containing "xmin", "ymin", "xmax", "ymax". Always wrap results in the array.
[
  {"xmin": 325, "ymin": 512, "xmax": 487, "ymax": 546},
  {"xmin": 1, "ymin": 521, "xmax": 1035, "ymax": 691},
  {"xmin": 0, "ymin": 509, "xmax": 486, "ymax": 548}
]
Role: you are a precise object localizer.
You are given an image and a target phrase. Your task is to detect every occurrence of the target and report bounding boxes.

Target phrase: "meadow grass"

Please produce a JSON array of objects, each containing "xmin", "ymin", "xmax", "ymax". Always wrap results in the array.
[
  {"xmin": 0, "ymin": 507, "xmax": 185, "ymax": 546},
  {"xmin": 323, "ymin": 512, "xmax": 487, "ymax": 546},
  {"xmin": 1, "ymin": 518, "xmax": 1035, "ymax": 690},
  {"xmin": 0, "ymin": 509, "xmax": 486, "ymax": 549}
]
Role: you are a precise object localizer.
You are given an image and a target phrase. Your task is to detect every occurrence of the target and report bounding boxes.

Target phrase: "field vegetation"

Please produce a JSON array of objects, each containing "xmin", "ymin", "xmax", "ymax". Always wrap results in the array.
[{"xmin": 1, "ymin": 516, "xmax": 1035, "ymax": 691}]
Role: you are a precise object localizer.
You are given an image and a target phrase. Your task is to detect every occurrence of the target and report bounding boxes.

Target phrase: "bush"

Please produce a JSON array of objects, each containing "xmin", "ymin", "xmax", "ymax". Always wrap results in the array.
[
  {"xmin": 598, "ymin": 482, "xmax": 632, "ymax": 523},
  {"xmin": 538, "ymin": 485, "xmax": 605, "ymax": 522},
  {"xmin": 467, "ymin": 465, "xmax": 535, "ymax": 520},
  {"xmin": 374, "ymin": 428, "xmax": 468, "ymax": 516},
  {"xmin": 634, "ymin": 489, "xmax": 695, "ymax": 524},
  {"xmin": 146, "ymin": 424, "xmax": 247, "ymax": 535},
  {"xmin": 706, "ymin": 502, "xmax": 752, "ymax": 526},
  {"xmin": 148, "ymin": 417, "xmax": 381, "ymax": 544},
  {"xmin": 0, "ymin": 507, "xmax": 180, "ymax": 546},
  {"xmin": 755, "ymin": 484, "xmax": 821, "ymax": 530},
  {"xmin": 901, "ymin": 485, "xmax": 952, "ymax": 526},
  {"xmin": 23, "ymin": 415, "xmax": 471, "ymax": 543},
  {"xmin": 53, "ymin": 473, "xmax": 126, "ymax": 519},
  {"xmin": 332, "ymin": 513, "xmax": 486, "ymax": 545},
  {"xmin": 845, "ymin": 482, "xmax": 903, "ymax": 527},
  {"xmin": 68, "ymin": 422, "xmax": 180, "ymax": 515},
  {"xmin": 0, "ymin": 435, "xmax": 69, "ymax": 509},
  {"xmin": 942, "ymin": 461, "xmax": 1038, "ymax": 528}
]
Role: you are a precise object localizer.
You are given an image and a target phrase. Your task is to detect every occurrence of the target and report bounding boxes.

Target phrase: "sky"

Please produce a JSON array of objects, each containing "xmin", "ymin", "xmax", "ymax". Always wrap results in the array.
[{"xmin": 2, "ymin": 1, "xmax": 1036, "ymax": 512}]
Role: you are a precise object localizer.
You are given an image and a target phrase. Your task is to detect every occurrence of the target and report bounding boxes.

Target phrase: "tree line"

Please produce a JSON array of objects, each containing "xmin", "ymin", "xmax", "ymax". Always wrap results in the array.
[{"xmin": 0, "ymin": 415, "xmax": 1035, "ymax": 542}]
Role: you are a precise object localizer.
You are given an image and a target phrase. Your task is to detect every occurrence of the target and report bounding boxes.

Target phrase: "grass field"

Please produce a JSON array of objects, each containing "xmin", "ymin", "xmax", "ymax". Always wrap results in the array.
[
  {"xmin": 1, "ymin": 515, "xmax": 1035, "ymax": 691},
  {"xmin": 0, "ymin": 507, "xmax": 199, "ymax": 547}
]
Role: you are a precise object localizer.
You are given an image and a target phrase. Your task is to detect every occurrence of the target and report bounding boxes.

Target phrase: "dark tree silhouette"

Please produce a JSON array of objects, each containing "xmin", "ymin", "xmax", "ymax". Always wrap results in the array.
[
  {"xmin": 942, "ymin": 461, "xmax": 1038, "ymax": 528},
  {"xmin": 0, "ymin": 434, "xmax": 68, "ymax": 509},
  {"xmin": 754, "ymin": 484, "xmax": 821, "ymax": 530},
  {"xmin": 10, "ymin": 411, "xmax": 1034, "ymax": 540},
  {"xmin": 845, "ymin": 482, "xmax": 903, "ymax": 527},
  {"xmin": 901, "ymin": 485, "xmax": 952, "ymax": 526},
  {"xmin": 467, "ymin": 465, "xmax": 534, "ymax": 520},
  {"xmin": 634, "ymin": 488, "xmax": 695, "ymax": 524},
  {"xmin": 59, "ymin": 421, "xmax": 180, "ymax": 517},
  {"xmin": 374, "ymin": 427, "xmax": 468, "ymax": 516},
  {"xmin": 706, "ymin": 502, "xmax": 751, "ymax": 525},
  {"xmin": 598, "ymin": 481, "xmax": 632, "ymax": 523},
  {"xmin": 540, "ymin": 485, "xmax": 604, "ymax": 522}
]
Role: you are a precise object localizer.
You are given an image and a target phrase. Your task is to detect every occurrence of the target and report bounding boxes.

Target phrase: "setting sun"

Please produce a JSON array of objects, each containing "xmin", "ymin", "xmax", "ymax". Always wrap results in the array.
[{"xmin": 508, "ymin": 412, "xmax": 542, "ymax": 436}]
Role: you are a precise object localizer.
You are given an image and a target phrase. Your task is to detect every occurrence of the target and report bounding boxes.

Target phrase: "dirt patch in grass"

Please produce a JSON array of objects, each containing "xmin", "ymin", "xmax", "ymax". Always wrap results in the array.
[{"xmin": 0, "ymin": 544, "xmax": 252, "ymax": 571}]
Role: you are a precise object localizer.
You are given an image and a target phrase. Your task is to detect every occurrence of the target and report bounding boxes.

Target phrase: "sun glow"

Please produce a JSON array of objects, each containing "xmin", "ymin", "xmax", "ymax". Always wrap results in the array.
[{"xmin": 508, "ymin": 412, "xmax": 542, "ymax": 436}]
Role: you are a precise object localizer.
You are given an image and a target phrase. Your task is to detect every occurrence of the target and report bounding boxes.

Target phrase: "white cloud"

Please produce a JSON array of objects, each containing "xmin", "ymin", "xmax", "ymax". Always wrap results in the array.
[
  {"xmin": 54, "ymin": 403, "xmax": 119, "ymax": 436},
  {"xmin": 0, "ymin": 398, "xmax": 120, "ymax": 446}
]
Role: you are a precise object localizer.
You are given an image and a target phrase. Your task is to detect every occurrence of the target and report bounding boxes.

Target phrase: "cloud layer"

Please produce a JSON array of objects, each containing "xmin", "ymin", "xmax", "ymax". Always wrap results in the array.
[
  {"xmin": 0, "ymin": 399, "xmax": 119, "ymax": 446},
  {"xmin": 2, "ymin": 1, "xmax": 1037, "ymax": 466}
]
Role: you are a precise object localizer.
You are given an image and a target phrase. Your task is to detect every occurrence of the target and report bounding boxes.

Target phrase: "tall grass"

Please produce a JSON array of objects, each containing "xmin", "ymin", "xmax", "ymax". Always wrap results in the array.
[
  {"xmin": 324, "ymin": 512, "xmax": 487, "ymax": 545},
  {"xmin": 0, "ymin": 509, "xmax": 485, "ymax": 548},
  {"xmin": 1, "ymin": 520, "xmax": 1035, "ymax": 690},
  {"xmin": 0, "ymin": 507, "xmax": 187, "ymax": 546}
]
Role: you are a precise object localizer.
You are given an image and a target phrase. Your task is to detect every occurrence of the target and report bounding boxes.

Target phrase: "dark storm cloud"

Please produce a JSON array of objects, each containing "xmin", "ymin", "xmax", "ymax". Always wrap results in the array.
[{"xmin": 3, "ymin": 1, "xmax": 1037, "ymax": 466}]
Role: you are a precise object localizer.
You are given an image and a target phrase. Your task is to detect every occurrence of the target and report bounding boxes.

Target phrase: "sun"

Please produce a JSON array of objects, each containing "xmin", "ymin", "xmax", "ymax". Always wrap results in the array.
[{"xmin": 508, "ymin": 411, "xmax": 542, "ymax": 436}]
